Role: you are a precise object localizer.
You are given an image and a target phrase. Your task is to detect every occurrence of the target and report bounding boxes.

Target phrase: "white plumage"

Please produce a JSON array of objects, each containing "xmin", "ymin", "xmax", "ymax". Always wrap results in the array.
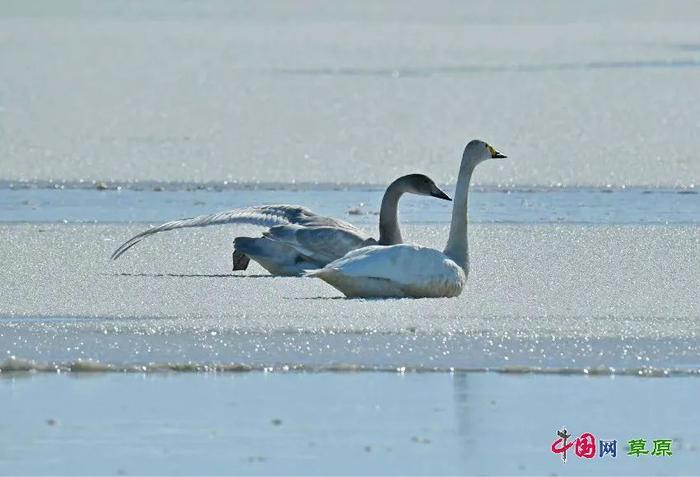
[{"xmin": 306, "ymin": 245, "xmax": 466, "ymax": 298}]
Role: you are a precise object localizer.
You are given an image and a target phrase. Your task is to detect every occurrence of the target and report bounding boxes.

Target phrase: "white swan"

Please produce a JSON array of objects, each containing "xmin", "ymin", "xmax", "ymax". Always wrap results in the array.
[
  {"xmin": 111, "ymin": 174, "xmax": 451, "ymax": 276},
  {"xmin": 305, "ymin": 140, "xmax": 506, "ymax": 298}
]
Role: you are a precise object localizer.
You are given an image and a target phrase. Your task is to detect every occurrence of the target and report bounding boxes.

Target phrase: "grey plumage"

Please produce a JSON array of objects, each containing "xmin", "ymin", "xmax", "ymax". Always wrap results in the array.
[{"xmin": 110, "ymin": 174, "xmax": 451, "ymax": 275}]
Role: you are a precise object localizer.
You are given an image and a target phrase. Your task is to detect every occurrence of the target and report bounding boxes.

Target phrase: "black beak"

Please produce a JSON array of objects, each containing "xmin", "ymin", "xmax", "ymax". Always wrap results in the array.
[
  {"xmin": 431, "ymin": 188, "xmax": 452, "ymax": 201},
  {"xmin": 493, "ymin": 151, "xmax": 507, "ymax": 159}
]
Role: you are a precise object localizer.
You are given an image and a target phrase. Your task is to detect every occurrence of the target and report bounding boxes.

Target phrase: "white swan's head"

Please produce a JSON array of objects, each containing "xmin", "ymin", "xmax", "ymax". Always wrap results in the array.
[
  {"xmin": 463, "ymin": 139, "xmax": 507, "ymax": 163},
  {"xmin": 399, "ymin": 174, "xmax": 452, "ymax": 201}
]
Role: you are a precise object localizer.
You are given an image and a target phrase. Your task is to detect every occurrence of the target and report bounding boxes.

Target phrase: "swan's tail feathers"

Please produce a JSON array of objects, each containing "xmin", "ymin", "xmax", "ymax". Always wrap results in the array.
[
  {"xmin": 232, "ymin": 236, "xmax": 265, "ymax": 257},
  {"xmin": 303, "ymin": 267, "xmax": 332, "ymax": 278},
  {"xmin": 110, "ymin": 205, "xmax": 314, "ymax": 260},
  {"xmin": 234, "ymin": 236, "xmax": 310, "ymax": 264},
  {"xmin": 232, "ymin": 250, "xmax": 250, "ymax": 271}
]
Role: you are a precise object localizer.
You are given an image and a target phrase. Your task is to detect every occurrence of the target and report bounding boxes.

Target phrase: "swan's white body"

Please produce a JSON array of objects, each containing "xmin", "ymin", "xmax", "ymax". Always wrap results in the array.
[
  {"xmin": 307, "ymin": 244, "xmax": 466, "ymax": 298},
  {"xmin": 111, "ymin": 175, "xmax": 450, "ymax": 276},
  {"xmin": 306, "ymin": 140, "xmax": 505, "ymax": 298}
]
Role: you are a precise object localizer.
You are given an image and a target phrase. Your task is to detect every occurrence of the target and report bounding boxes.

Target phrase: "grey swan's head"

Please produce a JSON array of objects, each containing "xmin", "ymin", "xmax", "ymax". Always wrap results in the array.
[{"xmin": 397, "ymin": 173, "xmax": 452, "ymax": 201}]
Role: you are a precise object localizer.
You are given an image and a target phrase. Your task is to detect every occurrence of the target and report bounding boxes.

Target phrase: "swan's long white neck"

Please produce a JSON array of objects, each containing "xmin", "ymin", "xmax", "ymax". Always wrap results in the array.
[
  {"xmin": 378, "ymin": 177, "xmax": 407, "ymax": 245},
  {"xmin": 443, "ymin": 151, "xmax": 478, "ymax": 272}
]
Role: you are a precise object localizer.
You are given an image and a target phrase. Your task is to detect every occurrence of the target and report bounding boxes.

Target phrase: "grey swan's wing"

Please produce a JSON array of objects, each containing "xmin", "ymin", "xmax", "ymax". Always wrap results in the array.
[
  {"xmin": 111, "ymin": 205, "xmax": 330, "ymax": 260},
  {"xmin": 262, "ymin": 223, "xmax": 373, "ymax": 265}
]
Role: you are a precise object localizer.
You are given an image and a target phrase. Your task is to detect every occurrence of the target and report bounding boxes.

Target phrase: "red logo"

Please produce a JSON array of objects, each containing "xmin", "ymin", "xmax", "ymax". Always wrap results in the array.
[{"xmin": 551, "ymin": 429, "xmax": 596, "ymax": 462}]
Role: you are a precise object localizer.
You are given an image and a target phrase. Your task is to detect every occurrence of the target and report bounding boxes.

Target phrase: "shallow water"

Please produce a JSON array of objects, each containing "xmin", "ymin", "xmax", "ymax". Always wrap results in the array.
[
  {"xmin": 1, "ymin": 372, "xmax": 698, "ymax": 475},
  {"xmin": 1, "ymin": 185, "xmax": 698, "ymax": 224}
]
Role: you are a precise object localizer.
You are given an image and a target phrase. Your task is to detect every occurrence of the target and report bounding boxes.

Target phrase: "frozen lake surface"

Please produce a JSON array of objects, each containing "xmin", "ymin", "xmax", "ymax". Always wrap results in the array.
[
  {"xmin": 1, "ymin": 187, "xmax": 698, "ymax": 373},
  {"xmin": 1, "ymin": 0, "xmax": 700, "ymax": 187}
]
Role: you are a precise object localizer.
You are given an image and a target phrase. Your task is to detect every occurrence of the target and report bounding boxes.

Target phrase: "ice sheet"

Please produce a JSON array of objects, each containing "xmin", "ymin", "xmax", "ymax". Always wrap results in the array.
[
  {"xmin": 1, "ymin": 223, "xmax": 698, "ymax": 371},
  {"xmin": 1, "ymin": 0, "xmax": 700, "ymax": 186}
]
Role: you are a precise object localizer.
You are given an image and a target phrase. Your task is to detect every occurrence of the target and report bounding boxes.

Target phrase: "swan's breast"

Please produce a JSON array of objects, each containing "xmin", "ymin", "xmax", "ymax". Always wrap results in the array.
[{"xmin": 401, "ymin": 259, "xmax": 466, "ymax": 298}]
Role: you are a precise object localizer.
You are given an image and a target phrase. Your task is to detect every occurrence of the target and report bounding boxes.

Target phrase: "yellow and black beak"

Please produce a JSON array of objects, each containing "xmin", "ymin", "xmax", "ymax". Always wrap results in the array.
[{"xmin": 487, "ymin": 144, "xmax": 507, "ymax": 159}]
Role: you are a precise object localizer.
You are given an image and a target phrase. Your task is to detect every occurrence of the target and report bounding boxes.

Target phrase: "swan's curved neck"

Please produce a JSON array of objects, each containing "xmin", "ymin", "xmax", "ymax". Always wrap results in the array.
[
  {"xmin": 378, "ymin": 177, "xmax": 408, "ymax": 245},
  {"xmin": 443, "ymin": 157, "xmax": 477, "ymax": 272}
]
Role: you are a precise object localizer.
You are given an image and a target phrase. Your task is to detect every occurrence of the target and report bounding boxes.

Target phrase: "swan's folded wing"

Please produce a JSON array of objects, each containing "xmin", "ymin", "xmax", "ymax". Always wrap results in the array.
[
  {"xmin": 111, "ymin": 205, "xmax": 317, "ymax": 260},
  {"xmin": 314, "ymin": 244, "xmax": 457, "ymax": 283},
  {"xmin": 263, "ymin": 224, "xmax": 372, "ymax": 265}
]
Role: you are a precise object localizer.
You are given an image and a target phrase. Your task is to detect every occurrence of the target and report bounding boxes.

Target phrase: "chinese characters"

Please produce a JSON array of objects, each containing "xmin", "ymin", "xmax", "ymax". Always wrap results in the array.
[{"xmin": 551, "ymin": 428, "xmax": 673, "ymax": 462}]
